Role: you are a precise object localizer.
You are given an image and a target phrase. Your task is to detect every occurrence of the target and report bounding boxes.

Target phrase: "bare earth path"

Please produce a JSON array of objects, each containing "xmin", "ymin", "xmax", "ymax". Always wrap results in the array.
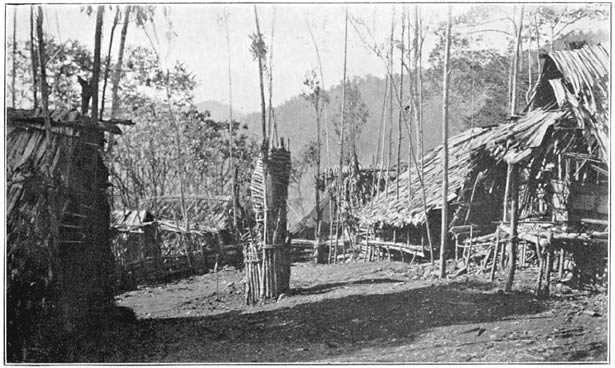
[{"xmin": 103, "ymin": 261, "xmax": 607, "ymax": 363}]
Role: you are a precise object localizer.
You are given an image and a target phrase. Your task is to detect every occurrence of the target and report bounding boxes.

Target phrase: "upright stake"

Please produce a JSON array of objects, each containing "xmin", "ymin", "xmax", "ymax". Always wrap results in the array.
[
  {"xmin": 504, "ymin": 163, "xmax": 519, "ymax": 292},
  {"xmin": 439, "ymin": 6, "xmax": 452, "ymax": 279}
]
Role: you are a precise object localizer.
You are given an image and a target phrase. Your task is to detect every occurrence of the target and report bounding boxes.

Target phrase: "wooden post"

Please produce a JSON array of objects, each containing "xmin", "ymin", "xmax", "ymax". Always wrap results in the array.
[
  {"xmin": 505, "ymin": 163, "xmax": 519, "ymax": 292},
  {"xmin": 490, "ymin": 228, "xmax": 500, "ymax": 282},
  {"xmin": 558, "ymin": 249, "xmax": 565, "ymax": 279},
  {"xmin": 545, "ymin": 249, "xmax": 552, "ymax": 292},
  {"xmin": 467, "ymin": 226, "xmax": 473, "ymax": 268},
  {"xmin": 536, "ymin": 249, "xmax": 544, "ymax": 296}
]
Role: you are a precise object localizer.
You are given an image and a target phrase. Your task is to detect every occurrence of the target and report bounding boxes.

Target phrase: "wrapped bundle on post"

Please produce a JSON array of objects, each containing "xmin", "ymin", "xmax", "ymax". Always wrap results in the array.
[{"xmin": 245, "ymin": 139, "xmax": 291, "ymax": 304}]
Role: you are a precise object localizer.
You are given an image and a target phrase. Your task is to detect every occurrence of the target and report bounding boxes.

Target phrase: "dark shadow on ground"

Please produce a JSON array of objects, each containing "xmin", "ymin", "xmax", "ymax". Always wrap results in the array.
[
  {"xmin": 291, "ymin": 278, "xmax": 405, "ymax": 296},
  {"xmin": 97, "ymin": 280, "xmax": 546, "ymax": 362}
]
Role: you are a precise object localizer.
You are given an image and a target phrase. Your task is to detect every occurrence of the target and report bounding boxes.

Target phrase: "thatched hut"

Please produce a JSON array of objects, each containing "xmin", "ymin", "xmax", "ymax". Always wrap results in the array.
[
  {"xmin": 140, "ymin": 195, "xmax": 241, "ymax": 276},
  {"xmin": 110, "ymin": 209, "xmax": 159, "ymax": 288},
  {"xmin": 6, "ymin": 108, "xmax": 126, "ymax": 361},
  {"xmin": 359, "ymin": 44, "xmax": 608, "ymax": 284}
]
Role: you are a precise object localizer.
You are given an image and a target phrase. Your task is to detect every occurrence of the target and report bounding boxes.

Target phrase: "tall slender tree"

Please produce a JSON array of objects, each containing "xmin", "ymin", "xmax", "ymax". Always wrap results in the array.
[
  {"xmin": 510, "ymin": 6, "xmax": 524, "ymax": 115},
  {"xmin": 90, "ymin": 5, "xmax": 104, "ymax": 129},
  {"xmin": 335, "ymin": 7, "xmax": 349, "ymax": 263},
  {"xmin": 30, "ymin": 6, "xmax": 38, "ymax": 108},
  {"xmin": 222, "ymin": 9, "xmax": 239, "ymax": 238},
  {"xmin": 99, "ymin": 7, "xmax": 120, "ymax": 119},
  {"xmin": 439, "ymin": 6, "xmax": 452, "ymax": 279},
  {"xmin": 11, "ymin": 7, "xmax": 16, "ymax": 107},
  {"xmin": 36, "ymin": 6, "xmax": 51, "ymax": 142},
  {"xmin": 384, "ymin": 8, "xmax": 395, "ymax": 199},
  {"xmin": 107, "ymin": 5, "xmax": 132, "ymax": 154},
  {"xmin": 395, "ymin": 8, "xmax": 405, "ymax": 199}
]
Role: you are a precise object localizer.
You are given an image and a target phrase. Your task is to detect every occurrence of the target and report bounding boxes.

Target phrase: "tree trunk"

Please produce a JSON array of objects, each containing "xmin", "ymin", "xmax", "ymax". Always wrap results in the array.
[
  {"xmin": 254, "ymin": 7, "xmax": 267, "ymax": 143},
  {"xmin": 30, "ymin": 6, "xmax": 38, "ymax": 108},
  {"xmin": 416, "ymin": 5, "xmax": 424, "ymax": 180},
  {"xmin": 510, "ymin": 6, "xmax": 524, "ymax": 116},
  {"xmin": 439, "ymin": 6, "xmax": 452, "ymax": 279},
  {"xmin": 222, "ymin": 9, "xmax": 239, "ymax": 239},
  {"xmin": 12, "ymin": 7, "xmax": 16, "ymax": 107},
  {"xmin": 267, "ymin": 10, "xmax": 277, "ymax": 140},
  {"xmin": 335, "ymin": 8, "xmax": 349, "ymax": 264},
  {"xmin": 505, "ymin": 164, "xmax": 519, "ymax": 292},
  {"xmin": 526, "ymin": 26, "xmax": 532, "ymax": 104},
  {"xmin": 384, "ymin": 8, "xmax": 395, "ymax": 199},
  {"xmin": 99, "ymin": 7, "xmax": 120, "ymax": 120},
  {"xmin": 91, "ymin": 6, "xmax": 104, "ymax": 125},
  {"xmin": 107, "ymin": 5, "xmax": 131, "ymax": 155},
  {"xmin": 314, "ymin": 98, "xmax": 323, "ymax": 263},
  {"xmin": 395, "ymin": 9, "xmax": 405, "ymax": 200},
  {"xmin": 36, "ymin": 6, "xmax": 51, "ymax": 142}
]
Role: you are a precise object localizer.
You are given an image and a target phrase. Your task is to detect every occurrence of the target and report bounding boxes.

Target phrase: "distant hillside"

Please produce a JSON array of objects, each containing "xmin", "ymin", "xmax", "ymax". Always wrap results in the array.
[
  {"xmin": 195, "ymin": 100, "xmax": 245, "ymax": 122},
  {"xmin": 239, "ymin": 74, "xmax": 485, "ymax": 224},
  {"xmin": 242, "ymin": 74, "xmax": 476, "ymax": 167}
]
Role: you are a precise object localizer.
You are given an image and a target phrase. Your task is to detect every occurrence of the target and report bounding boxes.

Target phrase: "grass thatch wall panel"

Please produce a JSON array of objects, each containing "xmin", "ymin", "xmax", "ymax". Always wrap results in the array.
[{"xmin": 7, "ymin": 109, "xmax": 118, "ymax": 362}]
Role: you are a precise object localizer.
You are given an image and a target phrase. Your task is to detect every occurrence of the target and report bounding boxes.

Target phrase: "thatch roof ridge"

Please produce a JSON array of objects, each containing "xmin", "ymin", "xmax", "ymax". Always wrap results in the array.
[
  {"xmin": 359, "ymin": 109, "xmax": 566, "ymax": 227},
  {"xmin": 545, "ymin": 44, "xmax": 609, "ymax": 164},
  {"xmin": 7, "ymin": 107, "xmax": 132, "ymax": 135},
  {"xmin": 547, "ymin": 44, "xmax": 608, "ymax": 104},
  {"xmin": 140, "ymin": 194, "xmax": 232, "ymax": 231},
  {"xmin": 111, "ymin": 209, "xmax": 154, "ymax": 228}
]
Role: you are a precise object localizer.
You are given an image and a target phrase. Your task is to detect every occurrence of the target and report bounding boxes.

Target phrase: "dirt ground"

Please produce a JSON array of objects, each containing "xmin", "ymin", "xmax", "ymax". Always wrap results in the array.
[{"xmin": 99, "ymin": 260, "xmax": 607, "ymax": 363}]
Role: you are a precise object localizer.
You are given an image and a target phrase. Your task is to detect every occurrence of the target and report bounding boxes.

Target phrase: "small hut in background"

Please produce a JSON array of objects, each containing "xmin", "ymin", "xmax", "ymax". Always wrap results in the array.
[
  {"xmin": 290, "ymin": 160, "xmax": 394, "ymax": 264},
  {"xmin": 141, "ymin": 195, "xmax": 240, "ymax": 276},
  {"xmin": 110, "ymin": 210, "xmax": 159, "ymax": 289},
  {"xmin": 7, "ymin": 108, "xmax": 127, "ymax": 361}
]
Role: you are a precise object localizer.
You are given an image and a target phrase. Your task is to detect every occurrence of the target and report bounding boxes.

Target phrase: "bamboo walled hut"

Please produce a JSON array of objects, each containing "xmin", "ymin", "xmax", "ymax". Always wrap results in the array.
[
  {"xmin": 110, "ymin": 209, "xmax": 159, "ymax": 288},
  {"xmin": 6, "ymin": 108, "xmax": 127, "ymax": 361},
  {"xmin": 142, "ymin": 196, "xmax": 239, "ymax": 277},
  {"xmin": 358, "ymin": 44, "xmax": 608, "ymax": 291}
]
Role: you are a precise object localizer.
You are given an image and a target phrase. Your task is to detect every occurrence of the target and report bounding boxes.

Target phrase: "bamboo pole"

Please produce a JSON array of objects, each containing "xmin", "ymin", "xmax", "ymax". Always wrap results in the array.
[{"xmin": 439, "ymin": 6, "xmax": 452, "ymax": 279}]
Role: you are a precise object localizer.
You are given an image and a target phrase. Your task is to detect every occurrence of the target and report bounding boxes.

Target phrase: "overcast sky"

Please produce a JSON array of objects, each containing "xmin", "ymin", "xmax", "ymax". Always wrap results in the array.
[{"xmin": 7, "ymin": 3, "xmax": 609, "ymax": 113}]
